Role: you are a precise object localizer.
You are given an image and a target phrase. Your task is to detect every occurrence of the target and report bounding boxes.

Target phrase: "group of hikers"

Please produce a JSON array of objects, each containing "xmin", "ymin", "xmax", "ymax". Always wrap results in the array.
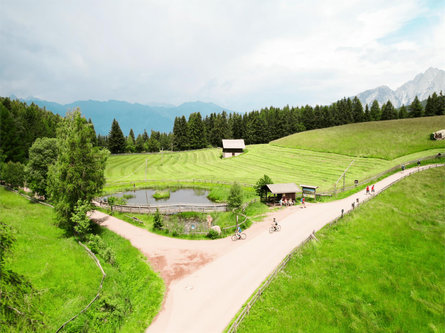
[
  {"xmin": 279, "ymin": 196, "xmax": 306, "ymax": 208},
  {"xmin": 366, "ymin": 184, "xmax": 375, "ymax": 195}
]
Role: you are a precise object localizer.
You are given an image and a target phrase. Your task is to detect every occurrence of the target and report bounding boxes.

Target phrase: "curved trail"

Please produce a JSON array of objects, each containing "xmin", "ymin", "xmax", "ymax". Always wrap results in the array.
[{"xmin": 90, "ymin": 164, "xmax": 443, "ymax": 333}]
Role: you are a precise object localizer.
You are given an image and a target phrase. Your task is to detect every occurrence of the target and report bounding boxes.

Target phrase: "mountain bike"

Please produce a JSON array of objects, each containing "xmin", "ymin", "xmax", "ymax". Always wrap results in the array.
[
  {"xmin": 269, "ymin": 224, "xmax": 281, "ymax": 233},
  {"xmin": 231, "ymin": 232, "xmax": 247, "ymax": 241}
]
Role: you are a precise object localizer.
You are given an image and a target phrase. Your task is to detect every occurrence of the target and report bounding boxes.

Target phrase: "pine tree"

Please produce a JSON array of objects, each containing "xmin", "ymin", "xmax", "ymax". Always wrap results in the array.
[
  {"xmin": 188, "ymin": 112, "xmax": 207, "ymax": 149},
  {"xmin": 352, "ymin": 97, "xmax": 364, "ymax": 123},
  {"xmin": 409, "ymin": 96, "xmax": 423, "ymax": 117},
  {"xmin": 108, "ymin": 118, "xmax": 126, "ymax": 153},
  {"xmin": 364, "ymin": 104, "xmax": 371, "ymax": 121},
  {"xmin": 381, "ymin": 101, "xmax": 397, "ymax": 120},
  {"xmin": 173, "ymin": 116, "xmax": 188, "ymax": 151},
  {"xmin": 398, "ymin": 105, "xmax": 408, "ymax": 119},
  {"xmin": 129, "ymin": 129, "xmax": 136, "ymax": 142},
  {"xmin": 370, "ymin": 100, "xmax": 381, "ymax": 121}
]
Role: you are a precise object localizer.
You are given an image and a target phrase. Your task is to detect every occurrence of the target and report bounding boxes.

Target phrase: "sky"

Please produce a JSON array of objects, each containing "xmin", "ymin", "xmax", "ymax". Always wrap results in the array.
[{"xmin": 1, "ymin": 0, "xmax": 444, "ymax": 112}]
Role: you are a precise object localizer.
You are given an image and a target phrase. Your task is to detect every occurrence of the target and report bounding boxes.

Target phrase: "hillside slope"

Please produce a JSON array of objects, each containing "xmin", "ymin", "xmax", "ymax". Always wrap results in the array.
[{"xmin": 271, "ymin": 116, "xmax": 445, "ymax": 159}]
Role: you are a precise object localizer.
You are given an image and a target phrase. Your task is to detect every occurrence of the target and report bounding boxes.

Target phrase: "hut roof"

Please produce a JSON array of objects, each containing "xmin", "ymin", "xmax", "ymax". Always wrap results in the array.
[
  {"xmin": 266, "ymin": 183, "xmax": 299, "ymax": 194},
  {"xmin": 222, "ymin": 139, "xmax": 245, "ymax": 149}
]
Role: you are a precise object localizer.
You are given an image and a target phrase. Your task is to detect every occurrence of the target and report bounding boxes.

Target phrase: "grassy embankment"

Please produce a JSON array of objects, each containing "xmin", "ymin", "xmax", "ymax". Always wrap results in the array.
[
  {"xmin": 105, "ymin": 116, "xmax": 445, "ymax": 194},
  {"xmin": 272, "ymin": 115, "xmax": 445, "ymax": 159},
  {"xmin": 0, "ymin": 187, "xmax": 164, "ymax": 332},
  {"xmin": 234, "ymin": 167, "xmax": 445, "ymax": 332}
]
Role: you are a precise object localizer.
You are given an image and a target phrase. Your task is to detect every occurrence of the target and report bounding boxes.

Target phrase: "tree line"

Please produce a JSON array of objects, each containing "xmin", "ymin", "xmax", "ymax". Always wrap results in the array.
[{"xmin": 168, "ymin": 92, "xmax": 445, "ymax": 151}]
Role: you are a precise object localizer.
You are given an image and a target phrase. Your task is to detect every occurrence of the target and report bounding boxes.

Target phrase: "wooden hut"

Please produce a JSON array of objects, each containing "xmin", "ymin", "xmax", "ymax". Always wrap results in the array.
[
  {"xmin": 222, "ymin": 139, "xmax": 245, "ymax": 158},
  {"xmin": 266, "ymin": 183, "xmax": 299, "ymax": 202}
]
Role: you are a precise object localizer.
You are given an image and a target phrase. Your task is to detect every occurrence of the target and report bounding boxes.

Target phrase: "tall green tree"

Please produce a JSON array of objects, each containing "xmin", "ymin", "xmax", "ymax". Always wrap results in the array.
[
  {"xmin": 352, "ymin": 97, "xmax": 364, "ymax": 123},
  {"xmin": 108, "ymin": 118, "xmax": 126, "ymax": 154},
  {"xmin": 370, "ymin": 100, "xmax": 381, "ymax": 121},
  {"xmin": 398, "ymin": 105, "xmax": 408, "ymax": 119},
  {"xmin": 2, "ymin": 161, "xmax": 25, "ymax": 188},
  {"xmin": 173, "ymin": 116, "xmax": 188, "ymax": 151},
  {"xmin": 381, "ymin": 101, "xmax": 397, "ymax": 120},
  {"xmin": 188, "ymin": 112, "xmax": 207, "ymax": 149},
  {"xmin": 48, "ymin": 109, "xmax": 109, "ymax": 232},
  {"xmin": 409, "ymin": 96, "xmax": 423, "ymax": 118},
  {"xmin": 25, "ymin": 137, "xmax": 58, "ymax": 197}
]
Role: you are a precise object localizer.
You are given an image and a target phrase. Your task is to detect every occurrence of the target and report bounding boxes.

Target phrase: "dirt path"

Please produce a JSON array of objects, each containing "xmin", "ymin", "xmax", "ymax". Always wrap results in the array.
[{"xmin": 90, "ymin": 164, "xmax": 443, "ymax": 333}]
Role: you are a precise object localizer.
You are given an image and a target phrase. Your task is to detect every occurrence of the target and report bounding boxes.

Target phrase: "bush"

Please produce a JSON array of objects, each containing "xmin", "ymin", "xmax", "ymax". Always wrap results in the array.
[
  {"xmin": 228, "ymin": 182, "xmax": 243, "ymax": 209},
  {"xmin": 153, "ymin": 209, "xmax": 163, "ymax": 230},
  {"xmin": 206, "ymin": 229, "xmax": 220, "ymax": 239},
  {"xmin": 85, "ymin": 234, "xmax": 116, "ymax": 265},
  {"xmin": 1, "ymin": 161, "xmax": 25, "ymax": 188}
]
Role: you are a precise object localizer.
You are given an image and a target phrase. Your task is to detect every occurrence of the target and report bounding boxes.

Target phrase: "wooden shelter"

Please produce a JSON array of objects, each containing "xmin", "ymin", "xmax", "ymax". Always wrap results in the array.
[
  {"xmin": 266, "ymin": 183, "xmax": 299, "ymax": 201},
  {"xmin": 222, "ymin": 139, "xmax": 245, "ymax": 158}
]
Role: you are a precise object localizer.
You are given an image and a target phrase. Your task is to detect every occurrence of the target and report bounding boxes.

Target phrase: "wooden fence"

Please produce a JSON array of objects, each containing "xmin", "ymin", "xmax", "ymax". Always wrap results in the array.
[{"xmin": 95, "ymin": 201, "xmax": 228, "ymax": 214}]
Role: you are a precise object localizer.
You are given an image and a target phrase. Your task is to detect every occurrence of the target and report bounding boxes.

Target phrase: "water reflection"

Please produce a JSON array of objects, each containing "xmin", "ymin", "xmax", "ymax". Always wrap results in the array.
[{"xmin": 103, "ymin": 188, "xmax": 213, "ymax": 205}]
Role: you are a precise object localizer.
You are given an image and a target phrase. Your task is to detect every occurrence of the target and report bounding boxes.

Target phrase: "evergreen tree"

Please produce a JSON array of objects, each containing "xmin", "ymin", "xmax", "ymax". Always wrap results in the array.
[
  {"xmin": 398, "ymin": 105, "xmax": 408, "ymax": 119},
  {"xmin": 108, "ymin": 118, "xmax": 126, "ymax": 153},
  {"xmin": 129, "ymin": 129, "xmax": 136, "ymax": 142},
  {"xmin": 135, "ymin": 134, "xmax": 145, "ymax": 152},
  {"xmin": 254, "ymin": 174, "xmax": 273, "ymax": 201},
  {"xmin": 187, "ymin": 112, "xmax": 207, "ymax": 149},
  {"xmin": 381, "ymin": 101, "xmax": 397, "ymax": 120},
  {"xmin": 409, "ymin": 96, "xmax": 423, "ymax": 117},
  {"xmin": 48, "ymin": 109, "xmax": 108, "ymax": 232},
  {"xmin": 438, "ymin": 91, "xmax": 445, "ymax": 115},
  {"xmin": 125, "ymin": 135, "xmax": 136, "ymax": 153},
  {"xmin": 147, "ymin": 136, "xmax": 160, "ymax": 152},
  {"xmin": 370, "ymin": 100, "xmax": 381, "ymax": 121},
  {"xmin": 173, "ymin": 116, "xmax": 188, "ymax": 151},
  {"xmin": 364, "ymin": 104, "xmax": 371, "ymax": 121},
  {"xmin": 352, "ymin": 97, "xmax": 364, "ymax": 123}
]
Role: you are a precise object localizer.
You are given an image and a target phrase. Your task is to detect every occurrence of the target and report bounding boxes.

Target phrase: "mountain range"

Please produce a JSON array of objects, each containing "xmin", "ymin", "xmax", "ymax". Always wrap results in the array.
[
  {"xmin": 13, "ymin": 67, "xmax": 444, "ymax": 136},
  {"xmin": 14, "ymin": 98, "xmax": 233, "ymax": 136},
  {"xmin": 355, "ymin": 67, "xmax": 445, "ymax": 108}
]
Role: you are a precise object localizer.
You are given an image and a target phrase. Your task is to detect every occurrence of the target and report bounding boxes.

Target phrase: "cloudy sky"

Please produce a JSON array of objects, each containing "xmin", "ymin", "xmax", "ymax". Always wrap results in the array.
[{"xmin": 1, "ymin": 0, "xmax": 444, "ymax": 111}]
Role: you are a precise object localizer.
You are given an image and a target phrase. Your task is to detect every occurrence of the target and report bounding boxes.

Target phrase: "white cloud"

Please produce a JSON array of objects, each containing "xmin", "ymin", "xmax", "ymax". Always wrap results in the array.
[{"xmin": 0, "ymin": 0, "xmax": 444, "ymax": 110}]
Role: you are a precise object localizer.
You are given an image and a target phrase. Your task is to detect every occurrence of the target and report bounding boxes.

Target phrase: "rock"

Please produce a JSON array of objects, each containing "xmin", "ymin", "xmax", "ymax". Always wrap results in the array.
[{"xmin": 210, "ymin": 226, "xmax": 221, "ymax": 234}]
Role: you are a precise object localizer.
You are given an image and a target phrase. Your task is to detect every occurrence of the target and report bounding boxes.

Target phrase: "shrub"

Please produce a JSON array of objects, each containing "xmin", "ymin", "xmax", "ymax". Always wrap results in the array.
[
  {"xmin": 206, "ymin": 229, "xmax": 220, "ymax": 239},
  {"xmin": 228, "ymin": 182, "xmax": 243, "ymax": 209},
  {"xmin": 2, "ymin": 161, "xmax": 25, "ymax": 188},
  {"xmin": 153, "ymin": 209, "xmax": 163, "ymax": 230},
  {"xmin": 85, "ymin": 234, "xmax": 116, "ymax": 265}
]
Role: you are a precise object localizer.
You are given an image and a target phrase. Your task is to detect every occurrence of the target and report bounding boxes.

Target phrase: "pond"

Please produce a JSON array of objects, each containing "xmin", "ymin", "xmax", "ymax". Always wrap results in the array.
[{"xmin": 102, "ymin": 188, "xmax": 214, "ymax": 205}]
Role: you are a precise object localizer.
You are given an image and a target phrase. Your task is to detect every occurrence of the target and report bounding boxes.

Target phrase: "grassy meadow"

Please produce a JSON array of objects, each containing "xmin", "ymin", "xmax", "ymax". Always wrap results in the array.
[
  {"xmin": 235, "ymin": 167, "xmax": 445, "ymax": 332},
  {"xmin": 0, "ymin": 187, "xmax": 164, "ymax": 332},
  {"xmin": 104, "ymin": 117, "xmax": 444, "ymax": 193},
  {"xmin": 272, "ymin": 115, "xmax": 445, "ymax": 159}
]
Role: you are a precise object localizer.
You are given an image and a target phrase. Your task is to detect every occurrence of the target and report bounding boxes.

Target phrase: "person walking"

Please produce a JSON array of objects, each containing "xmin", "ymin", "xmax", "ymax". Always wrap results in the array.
[
  {"xmin": 301, "ymin": 197, "xmax": 306, "ymax": 208},
  {"xmin": 371, "ymin": 184, "xmax": 375, "ymax": 193},
  {"xmin": 366, "ymin": 186, "xmax": 370, "ymax": 195}
]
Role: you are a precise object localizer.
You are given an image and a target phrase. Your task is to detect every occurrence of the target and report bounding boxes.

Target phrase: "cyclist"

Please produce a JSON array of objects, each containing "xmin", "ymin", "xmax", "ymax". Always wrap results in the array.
[
  {"xmin": 236, "ymin": 226, "xmax": 242, "ymax": 239},
  {"xmin": 272, "ymin": 218, "xmax": 278, "ymax": 231}
]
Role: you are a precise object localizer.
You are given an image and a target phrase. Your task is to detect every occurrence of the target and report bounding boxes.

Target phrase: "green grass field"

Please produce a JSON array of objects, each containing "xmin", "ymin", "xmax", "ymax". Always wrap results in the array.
[
  {"xmin": 104, "ymin": 117, "xmax": 444, "ymax": 193},
  {"xmin": 235, "ymin": 167, "xmax": 445, "ymax": 332},
  {"xmin": 0, "ymin": 187, "xmax": 164, "ymax": 332},
  {"xmin": 104, "ymin": 145, "xmax": 443, "ymax": 193},
  {"xmin": 272, "ymin": 116, "xmax": 445, "ymax": 159}
]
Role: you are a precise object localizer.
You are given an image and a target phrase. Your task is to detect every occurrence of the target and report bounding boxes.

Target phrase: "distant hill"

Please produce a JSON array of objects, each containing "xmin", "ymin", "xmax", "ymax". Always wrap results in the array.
[
  {"xmin": 355, "ymin": 67, "xmax": 445, "ymax": 108},
  {"xmin": 15, "ymin": 97, "xmax": 234, "ymax": 135}
]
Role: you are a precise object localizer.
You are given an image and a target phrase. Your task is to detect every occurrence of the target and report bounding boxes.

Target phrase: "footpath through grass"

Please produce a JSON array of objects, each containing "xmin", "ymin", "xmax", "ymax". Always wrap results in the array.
[
  {"xmin": 272, "ymin": 116, "xmax": 445, "ymax": 159},
  {"xmin": 0, "ymin": 187, "xmax": 164, "ymax": 332},
  {"xmin": 236, "ymin": 167, "xmax": 445, "ymax": 332}
]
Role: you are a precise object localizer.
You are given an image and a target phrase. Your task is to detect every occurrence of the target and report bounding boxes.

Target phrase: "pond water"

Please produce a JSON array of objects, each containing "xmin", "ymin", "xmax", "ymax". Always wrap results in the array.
[{"xmin": 103, "ymin": 188, "xmax": 214, "ymax": 205}]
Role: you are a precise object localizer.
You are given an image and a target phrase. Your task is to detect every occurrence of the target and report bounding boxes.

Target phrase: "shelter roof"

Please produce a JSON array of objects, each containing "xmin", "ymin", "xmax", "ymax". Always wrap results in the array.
[
  {"xmin": 222, "ymin": 139, "xmax": 245, "ymax": 149},
  {"xmin": 266, "ymin": 183, "xmax": 299, "ymax": 194}
]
